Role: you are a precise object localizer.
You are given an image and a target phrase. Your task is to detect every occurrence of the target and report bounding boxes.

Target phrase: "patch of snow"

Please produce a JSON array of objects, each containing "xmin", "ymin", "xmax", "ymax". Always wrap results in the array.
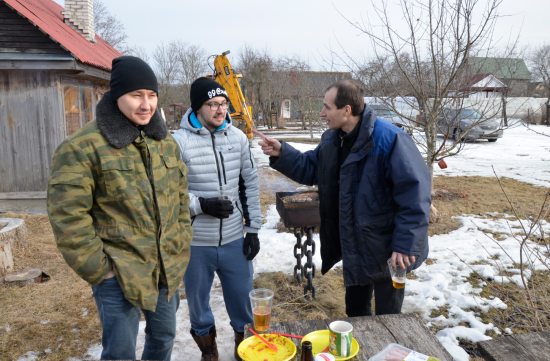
[
  {"xmin": 40, "ymin": 320, "xmax": 50, "ymax": 325},
  {"xmin": 81, "ymin": 308, "xmax": 88, "ymax": 318},
  {"xmin": 16, "ymin": 351, "xmax": 40, "ymax": 361}
]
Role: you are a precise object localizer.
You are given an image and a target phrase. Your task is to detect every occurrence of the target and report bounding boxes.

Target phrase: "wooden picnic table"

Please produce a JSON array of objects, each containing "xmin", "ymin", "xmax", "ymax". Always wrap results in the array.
[
  {"xmin": 477, "ymin": 331, "xmax": 550, "ymax": 361},
  {"xmin": 244, "ymin": 313, "xmax": 454, "ymax": 360}
]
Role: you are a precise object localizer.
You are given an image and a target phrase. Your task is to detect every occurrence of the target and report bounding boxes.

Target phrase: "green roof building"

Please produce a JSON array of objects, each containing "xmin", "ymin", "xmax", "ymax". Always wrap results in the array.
[{"xmin": 467, "ymin": 57, "xmax": 532, "ymax": 81}]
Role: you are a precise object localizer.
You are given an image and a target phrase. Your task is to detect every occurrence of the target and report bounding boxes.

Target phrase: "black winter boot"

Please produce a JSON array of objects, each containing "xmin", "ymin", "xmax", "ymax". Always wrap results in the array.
[
  {"xmin": 234, "ymin": 330, "xmax": 244, "ymax": 360},
  {"xmin": 191, "ymin": 326, "xmax": 218, "ymax": 361}
]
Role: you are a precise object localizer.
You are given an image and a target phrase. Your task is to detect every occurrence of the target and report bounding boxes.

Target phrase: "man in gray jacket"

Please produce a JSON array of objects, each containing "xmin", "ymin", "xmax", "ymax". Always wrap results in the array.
[{"xmin": 173, "ymin": 77, "xmax": 261, "ymax": 361}]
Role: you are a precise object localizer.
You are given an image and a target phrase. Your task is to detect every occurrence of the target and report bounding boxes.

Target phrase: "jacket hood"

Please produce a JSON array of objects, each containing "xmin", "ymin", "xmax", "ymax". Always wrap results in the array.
[
  {"xmin": 96, "ymin": 91, "xmax": 167, "ymax": 149},
  {"xmin": 179, "ymin": 107, "xmax": 233, "ymax": 135}
]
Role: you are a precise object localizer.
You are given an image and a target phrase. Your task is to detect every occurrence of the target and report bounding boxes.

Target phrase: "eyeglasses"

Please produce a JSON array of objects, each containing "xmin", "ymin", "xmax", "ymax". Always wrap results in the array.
[{"xmin": 204, "ymin": 101, "xmax": 230, "ymax": 111}]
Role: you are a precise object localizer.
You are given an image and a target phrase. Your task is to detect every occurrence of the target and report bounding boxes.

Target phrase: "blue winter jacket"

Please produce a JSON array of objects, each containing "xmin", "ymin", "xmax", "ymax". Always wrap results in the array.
[{"xmin": 270, "ymin": 105, "xmax": 431, "ymax": 286}]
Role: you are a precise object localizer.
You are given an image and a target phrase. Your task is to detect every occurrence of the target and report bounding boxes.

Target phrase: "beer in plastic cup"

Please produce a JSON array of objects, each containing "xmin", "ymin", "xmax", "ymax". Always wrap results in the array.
[
  {"xmin": 387, "ymin": 258, "xmax": 407, "ymax": 289},
  {"xmin": 249, "ymin": 289, "xmax": 274, "ymax": 332}
]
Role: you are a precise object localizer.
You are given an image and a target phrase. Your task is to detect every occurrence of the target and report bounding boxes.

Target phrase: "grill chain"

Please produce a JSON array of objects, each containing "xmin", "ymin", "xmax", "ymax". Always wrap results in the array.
[{"xmin": 293, "ymin": 227, "xmax": 316, "ymax": 299}]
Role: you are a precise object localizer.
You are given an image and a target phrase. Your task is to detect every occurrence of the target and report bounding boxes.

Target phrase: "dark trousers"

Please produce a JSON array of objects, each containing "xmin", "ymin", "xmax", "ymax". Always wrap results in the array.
[{"xmin": 345, "ymin": 279, "xmax": 405, "ymax": 317}]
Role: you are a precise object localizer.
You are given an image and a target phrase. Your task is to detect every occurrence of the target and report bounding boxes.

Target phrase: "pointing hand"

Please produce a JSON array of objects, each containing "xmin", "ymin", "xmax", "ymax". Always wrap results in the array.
[{"xmin": 252, "ymin": 129, "xmax": 282, "ymax": 157}]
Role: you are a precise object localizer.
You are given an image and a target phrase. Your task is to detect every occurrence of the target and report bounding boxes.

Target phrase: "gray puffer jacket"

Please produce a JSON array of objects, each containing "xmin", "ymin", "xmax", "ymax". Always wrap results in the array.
[{"xmin": 172, "ymin": 108, "xmax": 261, "ymax": 246}]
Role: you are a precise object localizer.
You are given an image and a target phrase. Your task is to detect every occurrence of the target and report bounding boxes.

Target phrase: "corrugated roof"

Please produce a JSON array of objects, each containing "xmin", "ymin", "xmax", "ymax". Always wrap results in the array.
[
  {"xmin": 468, "ymin": 57, "xmax": 532, "ymax": 81},
  {"xmin": 4, "ymin": 0, "xmax": 122, "ymax": 70}
]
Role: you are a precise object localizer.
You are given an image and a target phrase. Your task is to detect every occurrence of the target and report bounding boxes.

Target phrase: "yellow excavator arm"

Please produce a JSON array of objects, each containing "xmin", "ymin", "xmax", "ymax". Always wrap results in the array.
[{"xmin": 207, "ymin": 51, "xmax": 254, "ymax": 139}]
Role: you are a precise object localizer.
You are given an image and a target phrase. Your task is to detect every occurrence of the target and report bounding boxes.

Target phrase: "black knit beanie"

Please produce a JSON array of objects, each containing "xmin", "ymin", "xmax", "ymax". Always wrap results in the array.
[
  {"xmin": 110, "ymin": 56, "xmax": 158, "ymax": 100},
  {"xmin": 190, "ymin": 77, "xmax": 230, "ymax": 112}
]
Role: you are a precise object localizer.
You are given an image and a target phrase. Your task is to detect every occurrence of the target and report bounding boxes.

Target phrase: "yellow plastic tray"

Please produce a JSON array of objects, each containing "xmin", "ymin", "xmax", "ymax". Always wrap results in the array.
[
  {"xmin": 238, "ymin": 334, "xmax": 297, "ymax": 361},
  {"xmin": 301, "ymin": 330, "xmax": 360, "ymax": 360}
]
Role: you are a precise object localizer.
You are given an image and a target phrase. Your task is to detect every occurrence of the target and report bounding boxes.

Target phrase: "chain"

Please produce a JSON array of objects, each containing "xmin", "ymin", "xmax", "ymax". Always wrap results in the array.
[
  {"xmin": 293, "ymin": 227, "xmax": 316, "ymax": 299},
  {"xmin": 293, "ymin": 228, "xmax": 303, "ymax": 284}
]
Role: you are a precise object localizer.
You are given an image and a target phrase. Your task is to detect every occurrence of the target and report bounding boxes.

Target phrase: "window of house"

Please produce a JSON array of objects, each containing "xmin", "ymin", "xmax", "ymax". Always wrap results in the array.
[{"xmin": 63, "ymin": 85, "xmax": 94, "ymax": 136}]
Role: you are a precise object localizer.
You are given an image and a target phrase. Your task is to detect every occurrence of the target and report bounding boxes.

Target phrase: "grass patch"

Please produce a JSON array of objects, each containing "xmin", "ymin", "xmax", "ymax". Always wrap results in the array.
[
  {"xmin": 0, "ymin": 212, "xmax": 102, "ymax": 360},
  {"xmin": 430, "ymin": 176, "xmax": 549, "ymax": 236},
  {"xmin": 253, "ymin": 270, "xmax": 347, "ymax": 323}
]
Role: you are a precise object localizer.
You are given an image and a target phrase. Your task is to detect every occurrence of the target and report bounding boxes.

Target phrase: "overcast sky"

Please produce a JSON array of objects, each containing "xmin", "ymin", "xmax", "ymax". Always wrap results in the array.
[{"xmin": 53, "ymin": 0, "xmax": 549, "ymax": 69}]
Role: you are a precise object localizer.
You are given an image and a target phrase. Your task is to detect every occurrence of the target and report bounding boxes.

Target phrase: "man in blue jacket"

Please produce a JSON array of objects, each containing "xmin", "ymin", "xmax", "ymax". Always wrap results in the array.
[{"xmin": 256, "ymin": 80, "xmax": 430, "ymax": 316}]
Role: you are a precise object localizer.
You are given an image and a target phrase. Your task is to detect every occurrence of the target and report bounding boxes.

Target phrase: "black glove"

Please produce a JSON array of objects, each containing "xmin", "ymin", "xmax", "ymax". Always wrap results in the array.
[
  {"xmin": 199, "ymin": 197, "xmax": 234, "ymax": 219},
  {"xmin": 243, "ymin": 233, "xmax": 260, "ymax": 260}
]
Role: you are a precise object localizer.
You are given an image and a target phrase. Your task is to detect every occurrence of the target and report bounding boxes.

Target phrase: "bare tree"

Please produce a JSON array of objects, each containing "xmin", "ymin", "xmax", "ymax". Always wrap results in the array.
[
  {"xmin": 528, "ymin": 43, "xmax": 550, "ymax": 126},
  {"xmin": 236, "ymin": 45, "xmax": 279, "ymax": 128},
  {"xmin": 333, "ymin": 0, "xmax": 512, "ymax": 188},
  {"xmin": 153, "ymin": 41, "xmax": 180, "ymax": 109},
  {"xmin": 93, "ymin": 0, "xmax": 128, "ymax": 52},
  {"xmin": 125, "ymin": 45, "xmax": 150, "ymax": 63},
  {"xmin": 176, "ymin": 42, "xmax": 208, "ymax": 106}
]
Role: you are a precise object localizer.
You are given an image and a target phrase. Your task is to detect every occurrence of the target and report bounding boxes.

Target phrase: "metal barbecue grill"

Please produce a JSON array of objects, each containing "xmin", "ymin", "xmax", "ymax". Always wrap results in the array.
[{"xmin": 275, "ymin": 191, "xmax": 320, "ymax": 299}]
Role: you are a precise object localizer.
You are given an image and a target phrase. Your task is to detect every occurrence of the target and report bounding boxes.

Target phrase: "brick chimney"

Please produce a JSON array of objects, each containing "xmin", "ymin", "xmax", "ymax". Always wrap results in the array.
[{"xmin": 62, "ymin": 0, "xmax": 95, "ymax": 43}]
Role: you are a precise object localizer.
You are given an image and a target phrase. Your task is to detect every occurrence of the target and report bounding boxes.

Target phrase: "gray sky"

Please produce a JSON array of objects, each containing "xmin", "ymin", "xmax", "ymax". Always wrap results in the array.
[{"xmin": 53, "ymin": 0, "xmax": 549, "ymax": 68}]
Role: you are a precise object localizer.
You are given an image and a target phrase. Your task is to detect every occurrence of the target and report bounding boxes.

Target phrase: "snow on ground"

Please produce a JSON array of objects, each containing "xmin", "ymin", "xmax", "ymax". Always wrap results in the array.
[
  {"xmin": 61, "ymin": 125, "xmax": 549, "ymax": 361},
  {"xmin": 426, "ymin": 124, "xmax": 550, "ymax": 188}
]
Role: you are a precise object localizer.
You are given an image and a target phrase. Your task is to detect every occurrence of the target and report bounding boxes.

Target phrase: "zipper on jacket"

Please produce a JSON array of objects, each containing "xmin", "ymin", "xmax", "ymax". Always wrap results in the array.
[
  {"xmin": 210, "ymin": 133, "xmax": 223, "ymax": 187},
  {"xmin": 248, "ymin": 147, "xmax": 254, "ymax": 168},
  {"xmin": 141, "ymin": 132, "xmax": 166, "ymax": 289},
  {"xmin": 236, "ymin": 202, "xmax": 243, "ymax": 217},
  {"xmin": 219, "ymin": 151, "xmax": 227, "ymax": 185},
  {"xmin": 210, "ymin": 132, "xmax": 224, "ymax": 245}
]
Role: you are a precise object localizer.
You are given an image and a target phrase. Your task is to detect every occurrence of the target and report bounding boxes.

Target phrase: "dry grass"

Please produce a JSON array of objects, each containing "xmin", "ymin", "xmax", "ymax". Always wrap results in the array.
[
  {"xmin": 0, "ymin": 212, "xmax": 101, "ymax": 360},
  {"xmin": 430, "ymin": 176, "xmax": 549, "ymax": 236}
]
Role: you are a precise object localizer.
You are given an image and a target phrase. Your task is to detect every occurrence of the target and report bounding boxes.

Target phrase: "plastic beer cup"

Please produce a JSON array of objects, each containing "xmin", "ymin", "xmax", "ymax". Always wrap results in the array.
[
  {"xmin": 219, "ymin": 185, "xmax": 236, "ymax": 201},
  {"xmin": 387, "ymin": 258, "xmax": 407, "ymax": 289},
  {"xmin": 249, "ymin": 289, "xmax": 274, "ymax": 332}
]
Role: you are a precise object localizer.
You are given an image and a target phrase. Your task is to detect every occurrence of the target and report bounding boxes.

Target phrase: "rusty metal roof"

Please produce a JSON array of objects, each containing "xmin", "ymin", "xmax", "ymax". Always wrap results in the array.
[{"xmin": 4, "ymin": 0, "xmax": 122, "ymax": 71}]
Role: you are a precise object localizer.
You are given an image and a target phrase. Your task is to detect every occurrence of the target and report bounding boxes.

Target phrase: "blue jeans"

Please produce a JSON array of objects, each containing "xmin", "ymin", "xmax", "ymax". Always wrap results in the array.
[
  {"xmin": 183, "ymin": 237, "xmax": 254, "ymax": 336},
  {"xmin": 91, "ymin": 277, "xmax": 180, "ymax": 361}
]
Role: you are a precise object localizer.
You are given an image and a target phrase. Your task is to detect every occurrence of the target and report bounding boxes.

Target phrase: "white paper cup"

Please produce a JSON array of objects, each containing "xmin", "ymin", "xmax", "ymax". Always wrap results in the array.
[{"xmin": 328, "ymin": 321, "xmax": 353, "ymax": 357}]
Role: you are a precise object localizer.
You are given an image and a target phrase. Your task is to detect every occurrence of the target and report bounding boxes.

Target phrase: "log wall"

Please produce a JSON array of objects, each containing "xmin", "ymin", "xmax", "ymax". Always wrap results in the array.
[{"xmin": 0, "ymin": 1, "xmax": 68, "ymax": 55}]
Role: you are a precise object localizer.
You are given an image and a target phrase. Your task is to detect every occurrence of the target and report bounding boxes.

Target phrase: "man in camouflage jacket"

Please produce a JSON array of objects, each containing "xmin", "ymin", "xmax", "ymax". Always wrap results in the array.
[{"xmin": 47, "ymin": 56, "xmax": 192, "ymax": 361}]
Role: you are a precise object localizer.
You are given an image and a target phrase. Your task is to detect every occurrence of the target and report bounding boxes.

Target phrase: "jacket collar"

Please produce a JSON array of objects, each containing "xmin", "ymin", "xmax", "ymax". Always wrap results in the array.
[
  {"xmin": 351, "ymin": 104, "xmax": 376, "ymax": 153},
  {"xmin": 96, "ymin": 91, "xmax": 167, "ymax": 149}
]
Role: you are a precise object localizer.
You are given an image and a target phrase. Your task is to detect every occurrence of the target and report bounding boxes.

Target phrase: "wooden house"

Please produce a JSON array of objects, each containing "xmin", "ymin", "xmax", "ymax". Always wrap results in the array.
[{"xmin": 0, "ymin": 0, "xmax": 121, "ymax": 211}]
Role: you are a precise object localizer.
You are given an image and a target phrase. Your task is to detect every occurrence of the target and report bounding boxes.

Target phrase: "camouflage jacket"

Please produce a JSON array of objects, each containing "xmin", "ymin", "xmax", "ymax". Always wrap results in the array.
[{"xmin": 47, "ymin": 91, "xmax": 192, "ymax": 311}]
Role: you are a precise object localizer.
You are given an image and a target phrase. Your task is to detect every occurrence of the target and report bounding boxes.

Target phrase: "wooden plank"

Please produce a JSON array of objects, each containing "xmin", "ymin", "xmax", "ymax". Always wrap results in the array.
[
  {"xmin": 377, "ymin": 314, "xmax": 454, "ymax": 361},
  {"xmin": 0, "ymin": 36, "xmax": 51, "ymax": 42},
  {"xmin": 0, "ymin": 19, "xmax": 31, "ymax": 25},
  {"xmin": 0, "ymin": 12, "xmax": 24, "ymax": 19},
  {"xmin": 0, "ymin": 192, "xmax": 47, "ymax": 199},
  {"xmin": 513, "ymin": 332, "xmax": 550, "ymax": 359},
  {"xmin": 478, "ymin": 332, "xmax": 550, "ymax": 361},
  {"xmin": 325, "ymin": 316, "xmax": 398, "ymax": 359},
  {"xmin": 0, "ymin": 48, "xmax": 67, "ymax": 54},
  {"xmin": 0, "ymin": 42, "xmax": 61, "ymax": 49},
  {"xmin": 478, "ymin": 336, "xmax": 536, "ymax": 361},
  {"xmin": 0, "ymin": 24, "xmax": 38, "ymax": 30},
  {"xmin": 0, "ymin": 30, "xmax": 48, "ymax": 36}
]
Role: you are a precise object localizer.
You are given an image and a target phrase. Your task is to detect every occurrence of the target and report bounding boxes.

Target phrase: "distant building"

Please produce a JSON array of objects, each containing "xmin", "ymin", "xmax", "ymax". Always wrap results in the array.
[
  {"xmin": 463, "ymin": 57, "xmax": 532, "ymax": 97},
  {"xmin": 0, "ymin": 0, "xmax": 121, "ymax": 211},
  {"xmin": 456, "ymin": 73, "xmax": 508, "ymax": 99},
  {"xmin": 279, "ymin": 71, "xmax": 352, "ymax": 121}
]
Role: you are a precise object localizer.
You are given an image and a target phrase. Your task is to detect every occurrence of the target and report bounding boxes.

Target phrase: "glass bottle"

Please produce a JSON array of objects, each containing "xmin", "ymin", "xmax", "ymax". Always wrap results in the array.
[{"xmin": 300, "ymin": 340, "xmax": 314, "ymax": 361}]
